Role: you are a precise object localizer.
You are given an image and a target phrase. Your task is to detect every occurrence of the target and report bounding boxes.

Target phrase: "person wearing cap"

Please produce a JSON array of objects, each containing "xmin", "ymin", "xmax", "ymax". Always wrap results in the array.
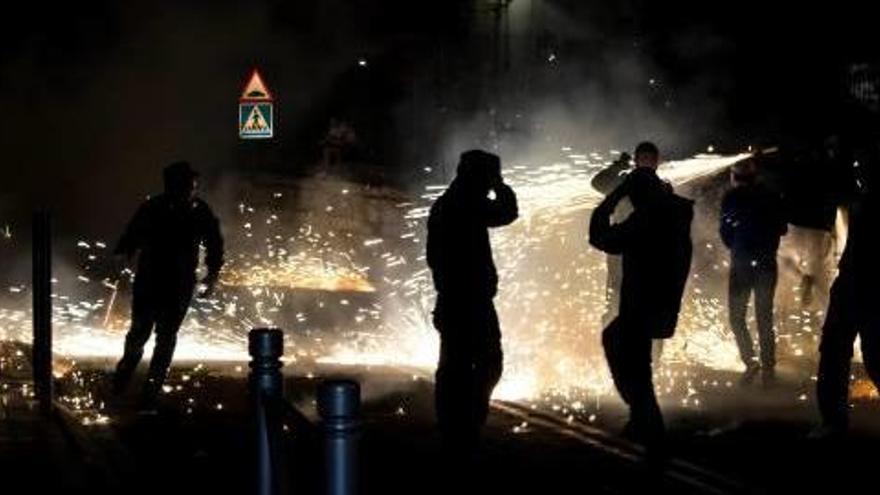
[
  {"xmin": 589, "ymin": 142, "xmax": 693, "ymax": 451},
  {"xmin": 112, "ymin": 161, "xmax": 224, "ymax": 410},
  {"xmin": 427, "ymin": 149, "xmax": 518, "ymax": 456},
  {"xmin": 720, "ymin": 157, "xmax": 787, "ymax": 388}
]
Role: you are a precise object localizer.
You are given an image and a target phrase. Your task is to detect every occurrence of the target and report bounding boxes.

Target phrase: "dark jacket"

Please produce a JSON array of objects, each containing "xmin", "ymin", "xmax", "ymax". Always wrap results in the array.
[
  {"xmin": 838, "ymin": 193, "xmax": 879, "ymax": 301},
  {"xmin": 427, "ymin": 180, "xmax": 518, "ymax": 301},
  {"xmin": 720, "ymin": 184, "xmax": 788, "ymax": 262},
  {"xmin": 590, "ymin": 173, "xmax": 694, "ymax": 338},
  {"xmin": 116, "ymin": 194, "xmax": 224, "ymax": 291}
]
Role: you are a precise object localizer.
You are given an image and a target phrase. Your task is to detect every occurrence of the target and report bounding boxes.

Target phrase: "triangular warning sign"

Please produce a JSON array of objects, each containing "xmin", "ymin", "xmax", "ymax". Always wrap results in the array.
[
  {"xmin": 240, "ymin": 69, "xmax": 272, "ymax": 101},
  {"xmin": 242, "ymin": 105, "xmax": 269, "ymax": 131}
]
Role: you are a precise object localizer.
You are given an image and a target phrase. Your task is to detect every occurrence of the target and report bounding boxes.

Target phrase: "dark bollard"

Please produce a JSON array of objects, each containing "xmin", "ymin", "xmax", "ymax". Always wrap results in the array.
[
  {"xmin": 318, "ymin": 380, "xmax": 361, "ymax": 495},
  {"xmin": 32, "ymin": 210, "xmax": 53, "ymax": 415},
  {"xmin": 249, "ymin": 328, "xmax": 285, "ymax": 495},
  {"xmin": 249, "ymin": 328, "xmax": 284, "ymax": 399}
]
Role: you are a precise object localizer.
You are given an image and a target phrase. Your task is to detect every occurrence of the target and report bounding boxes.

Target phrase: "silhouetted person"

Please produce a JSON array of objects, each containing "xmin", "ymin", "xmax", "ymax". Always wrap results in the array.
[
  {"xmin": 112, "ymin": 161, "xmax": 224, "ymax": 410},
  {"xmin": 590, "ymin": 142, "xmax": 693, "ymax": 449},
  {"xmin": 427, "ymin": 150, "xmax": 518, "ymax": 455},
  {"xmin": 784, "ymin": 143, "xmax": 840, "ymax": 310},
  {"xmin": 322, "ymin": 118, "xmax": 357, "ymax": 167},
  {"xmin": 593, "ymin": 147, "xmax": 669, "ymax": 363},
  {"xmin": 720, "ymin": 158, "xmax": 787, "ymax": 387},
  {"xmin": 591, "ymin": 152, "xmax": 632, "ymax": 327},
  {"xmin": 813, "ymin": 151, "xmax": 880, "ymax": 438}
]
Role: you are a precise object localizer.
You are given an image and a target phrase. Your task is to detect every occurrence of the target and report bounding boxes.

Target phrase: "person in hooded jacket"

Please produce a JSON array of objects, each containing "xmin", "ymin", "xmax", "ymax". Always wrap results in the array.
[
  {"xmin": 590, "ymin": 144, "xmax": 693, "ymax": 448},
  {"xmin": 427, "ymin": 150, "xmax": 518, "ymax": 455}
]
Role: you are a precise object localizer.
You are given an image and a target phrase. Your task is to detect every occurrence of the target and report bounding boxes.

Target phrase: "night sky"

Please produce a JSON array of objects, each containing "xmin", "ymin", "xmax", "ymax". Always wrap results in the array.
[{"xmin": 1, "ymin": 0, "xmax": 878, "ymax": 236}]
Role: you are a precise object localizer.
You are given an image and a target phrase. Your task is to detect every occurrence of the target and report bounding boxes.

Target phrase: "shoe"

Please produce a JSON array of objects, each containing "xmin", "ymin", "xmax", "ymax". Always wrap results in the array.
[
  {"xmin": 739, "ymin": 363, "xmax": 760, "ymax": 386},
  {"xmin": 761, "ymin": 368, "xmax": 777, "ymax": 389},
  {"xmin": 620, "ymin": 420, "xmax": 639, "ymax": 442},
  {"xmin": 807, "ymin": 423, "xmax": 846, "ymax": 441},
  {"xmin": 644, "ymin": 438, "xmax": 670, "ymax": 467},
  {"xmin": 136, "ymin": 393, "xmax": 160, "ymax": 416},
  {"xmin": 136, "ymin": 406, "xmax": 159, "ymax": 416},
  {"xmin": 111, "ymin": 373, "xmax": 129, "ymax": 397},
  {"xmin": 621, "ymin": 419, "xmax": 665, "ymax": 447}
]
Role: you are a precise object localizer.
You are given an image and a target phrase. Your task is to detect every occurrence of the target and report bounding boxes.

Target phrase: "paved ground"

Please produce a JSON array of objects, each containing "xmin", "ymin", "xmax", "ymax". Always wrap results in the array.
[
  {"xmin": 0, "ymin": 378, "xmax": 121, "ymax": 491},
  {"xmin": 3, "ymin": 353, "xmax": 880, "ymax": 494}
]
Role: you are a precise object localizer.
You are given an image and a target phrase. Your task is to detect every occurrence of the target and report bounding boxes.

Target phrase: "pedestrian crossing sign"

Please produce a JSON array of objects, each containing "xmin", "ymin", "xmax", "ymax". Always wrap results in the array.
[
  {"xmin": 239, "ymin": 69, "xmax": 274, "ymax": 139},
  {"xmin": 239, "ymin": 102, "xmax": 273, "ymax": 139}
]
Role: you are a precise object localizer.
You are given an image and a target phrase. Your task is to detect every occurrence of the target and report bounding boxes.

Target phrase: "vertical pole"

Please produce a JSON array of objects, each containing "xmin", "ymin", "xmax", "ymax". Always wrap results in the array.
[
  {"xmin": 318, "ymin": 380, "xmax": 360, "ymax": 495},
  {"xmin": 32, "ymin": 210, "xmax": 53, "ymax": 415},
  {"xmin": 249, "ymin": 328, "xmax": 285, "ymax": 495}
]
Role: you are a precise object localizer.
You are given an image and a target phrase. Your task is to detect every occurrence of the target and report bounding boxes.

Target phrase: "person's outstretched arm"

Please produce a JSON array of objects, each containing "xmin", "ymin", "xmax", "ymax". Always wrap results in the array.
[
  {"xmin": 486, "ymin": 182, "xmax": 519, "ymax": 227},
  {"xmin": 589, "ymin": 182, "xmax": 632, "ymax": 254},
  {"xmin": 591, "ymin": 162, "xmax": 628, "ymax": 195}
]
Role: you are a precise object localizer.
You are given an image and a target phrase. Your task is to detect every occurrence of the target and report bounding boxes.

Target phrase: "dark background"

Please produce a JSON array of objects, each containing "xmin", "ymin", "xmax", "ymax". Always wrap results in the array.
[{"xmin": 1, "ymin": 0, "xmax": 878, "ymax": 237}]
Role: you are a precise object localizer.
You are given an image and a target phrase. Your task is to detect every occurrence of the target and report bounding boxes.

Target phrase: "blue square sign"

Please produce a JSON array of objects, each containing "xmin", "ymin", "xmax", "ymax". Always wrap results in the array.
[{"xmin": 239, "ymin": 102, "xmax": 273, "ymax": 139}]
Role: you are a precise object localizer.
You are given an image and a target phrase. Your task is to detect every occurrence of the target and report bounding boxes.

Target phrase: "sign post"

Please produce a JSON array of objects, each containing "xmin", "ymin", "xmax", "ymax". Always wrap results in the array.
[
  {"xmin": 239, "ymin": 69, "xmax": 274, "ymax": 139},
  {"xmin": 32, "ymin": 210, "xmax": 53, "ymax": 415}
]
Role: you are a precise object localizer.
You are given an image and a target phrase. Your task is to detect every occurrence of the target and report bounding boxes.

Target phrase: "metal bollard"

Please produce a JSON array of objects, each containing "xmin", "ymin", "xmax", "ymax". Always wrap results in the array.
[
  {"xmin": 249, "ymin": 328, "xmax": 284, "ymax": 398},
  {"xmin": 318, "ymin": 380, "xmax": 361, "ymax": 495},
  {"xmin": 32, "ymin": 210, "xmax": 53, "ymax": 415},
  {"xmin": 249, "ymin": 328, "xmax": 285, "ymax": 495}
]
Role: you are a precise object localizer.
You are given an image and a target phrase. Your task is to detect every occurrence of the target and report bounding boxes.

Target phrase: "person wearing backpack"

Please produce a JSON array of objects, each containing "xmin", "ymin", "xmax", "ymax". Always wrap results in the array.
[{"xmin": 589, "ymin": 142, "xmax": 694, "ymax": 450}]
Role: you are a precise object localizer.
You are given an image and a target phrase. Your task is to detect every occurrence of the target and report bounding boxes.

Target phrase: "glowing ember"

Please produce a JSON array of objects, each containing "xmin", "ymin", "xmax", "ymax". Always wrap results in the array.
[{"xmin": 851, "ymin": 379, "xmax": 879, "ymax": 401}]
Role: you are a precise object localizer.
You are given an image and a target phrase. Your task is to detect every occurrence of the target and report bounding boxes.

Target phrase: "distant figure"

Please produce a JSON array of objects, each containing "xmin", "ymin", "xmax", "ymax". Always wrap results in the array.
[
  {"xmin": 590, "ymin": 142, "xmax": 694, "ymax": 449},
  {"xmin": 813, "ymin": 150, "xmax": 880, "ymax": 438},
  {"xmin": 591, "ymin": 152, "xmax": 632, "ymax": 327},
  {"xmin": 112, "ymin": 161, "xmax": 224, "ymax": 410},
  {"xmin": 720, "ymin": 158, "xmax": 787, "ymax": 387},
  {"xmin": 322, "ymin": 118, "xmax": 358, "ymax": 167},
  {"xmin": 427, "ymin": 150, "xmax": 518, "ymax": 454}
]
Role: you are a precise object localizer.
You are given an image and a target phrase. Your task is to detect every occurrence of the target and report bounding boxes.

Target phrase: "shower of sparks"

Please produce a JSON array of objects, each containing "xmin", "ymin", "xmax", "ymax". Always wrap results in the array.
[
  {"xmin": 220, "ymin": 255, "xmax": 375, "ymax": 293},
  {"xmin": 1, "ymin": 147, "xmax": 863, "ymax": 426},
  {"xmin": 219, "ymin": 220, "xmax": 376, "ymax": 293}
]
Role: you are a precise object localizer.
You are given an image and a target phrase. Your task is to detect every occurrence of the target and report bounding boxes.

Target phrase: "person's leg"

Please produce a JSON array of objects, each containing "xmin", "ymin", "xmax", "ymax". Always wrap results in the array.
[
  {"xmin": 473, "ymin": 304, "xmax": 503, "ymax": 430},
  {"xmin": 602, "ymin": 318, "xmax": 635, "ymax": 407},
  {"xmin": 816, "ymin": 275, "xmax": 859, "ymax": 430},
  {"xmin": 141, "ymin": 293, "xmax": 190, "ymax": 404},
  {"xmin": 754, "ymin": 261, "xmax": 779, "ymax": 378},
  {"xmin": 801, "ymin": 228, "xmax": 834, "ymax": 310},
  {"xmin": 113, "ymin": 286, "xmax": 156, "ymax": 394},
  {"xmin": 627, "ymin": 331, "xmax": 664, "ymax": 443},
  {"xmin": 434, "ymin": 305, "xmax": 475, "ymax": 452},
  {"xmin": 858, "ymin": 303, "xmax": 880, "ymax": 393},
  {"xmin": 651, "ymin": 339, "xmax": 664, "ymax": 364},
  {"xmin": 729, "ymin": 261, "xmax": 758, "ymax": 371}
]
